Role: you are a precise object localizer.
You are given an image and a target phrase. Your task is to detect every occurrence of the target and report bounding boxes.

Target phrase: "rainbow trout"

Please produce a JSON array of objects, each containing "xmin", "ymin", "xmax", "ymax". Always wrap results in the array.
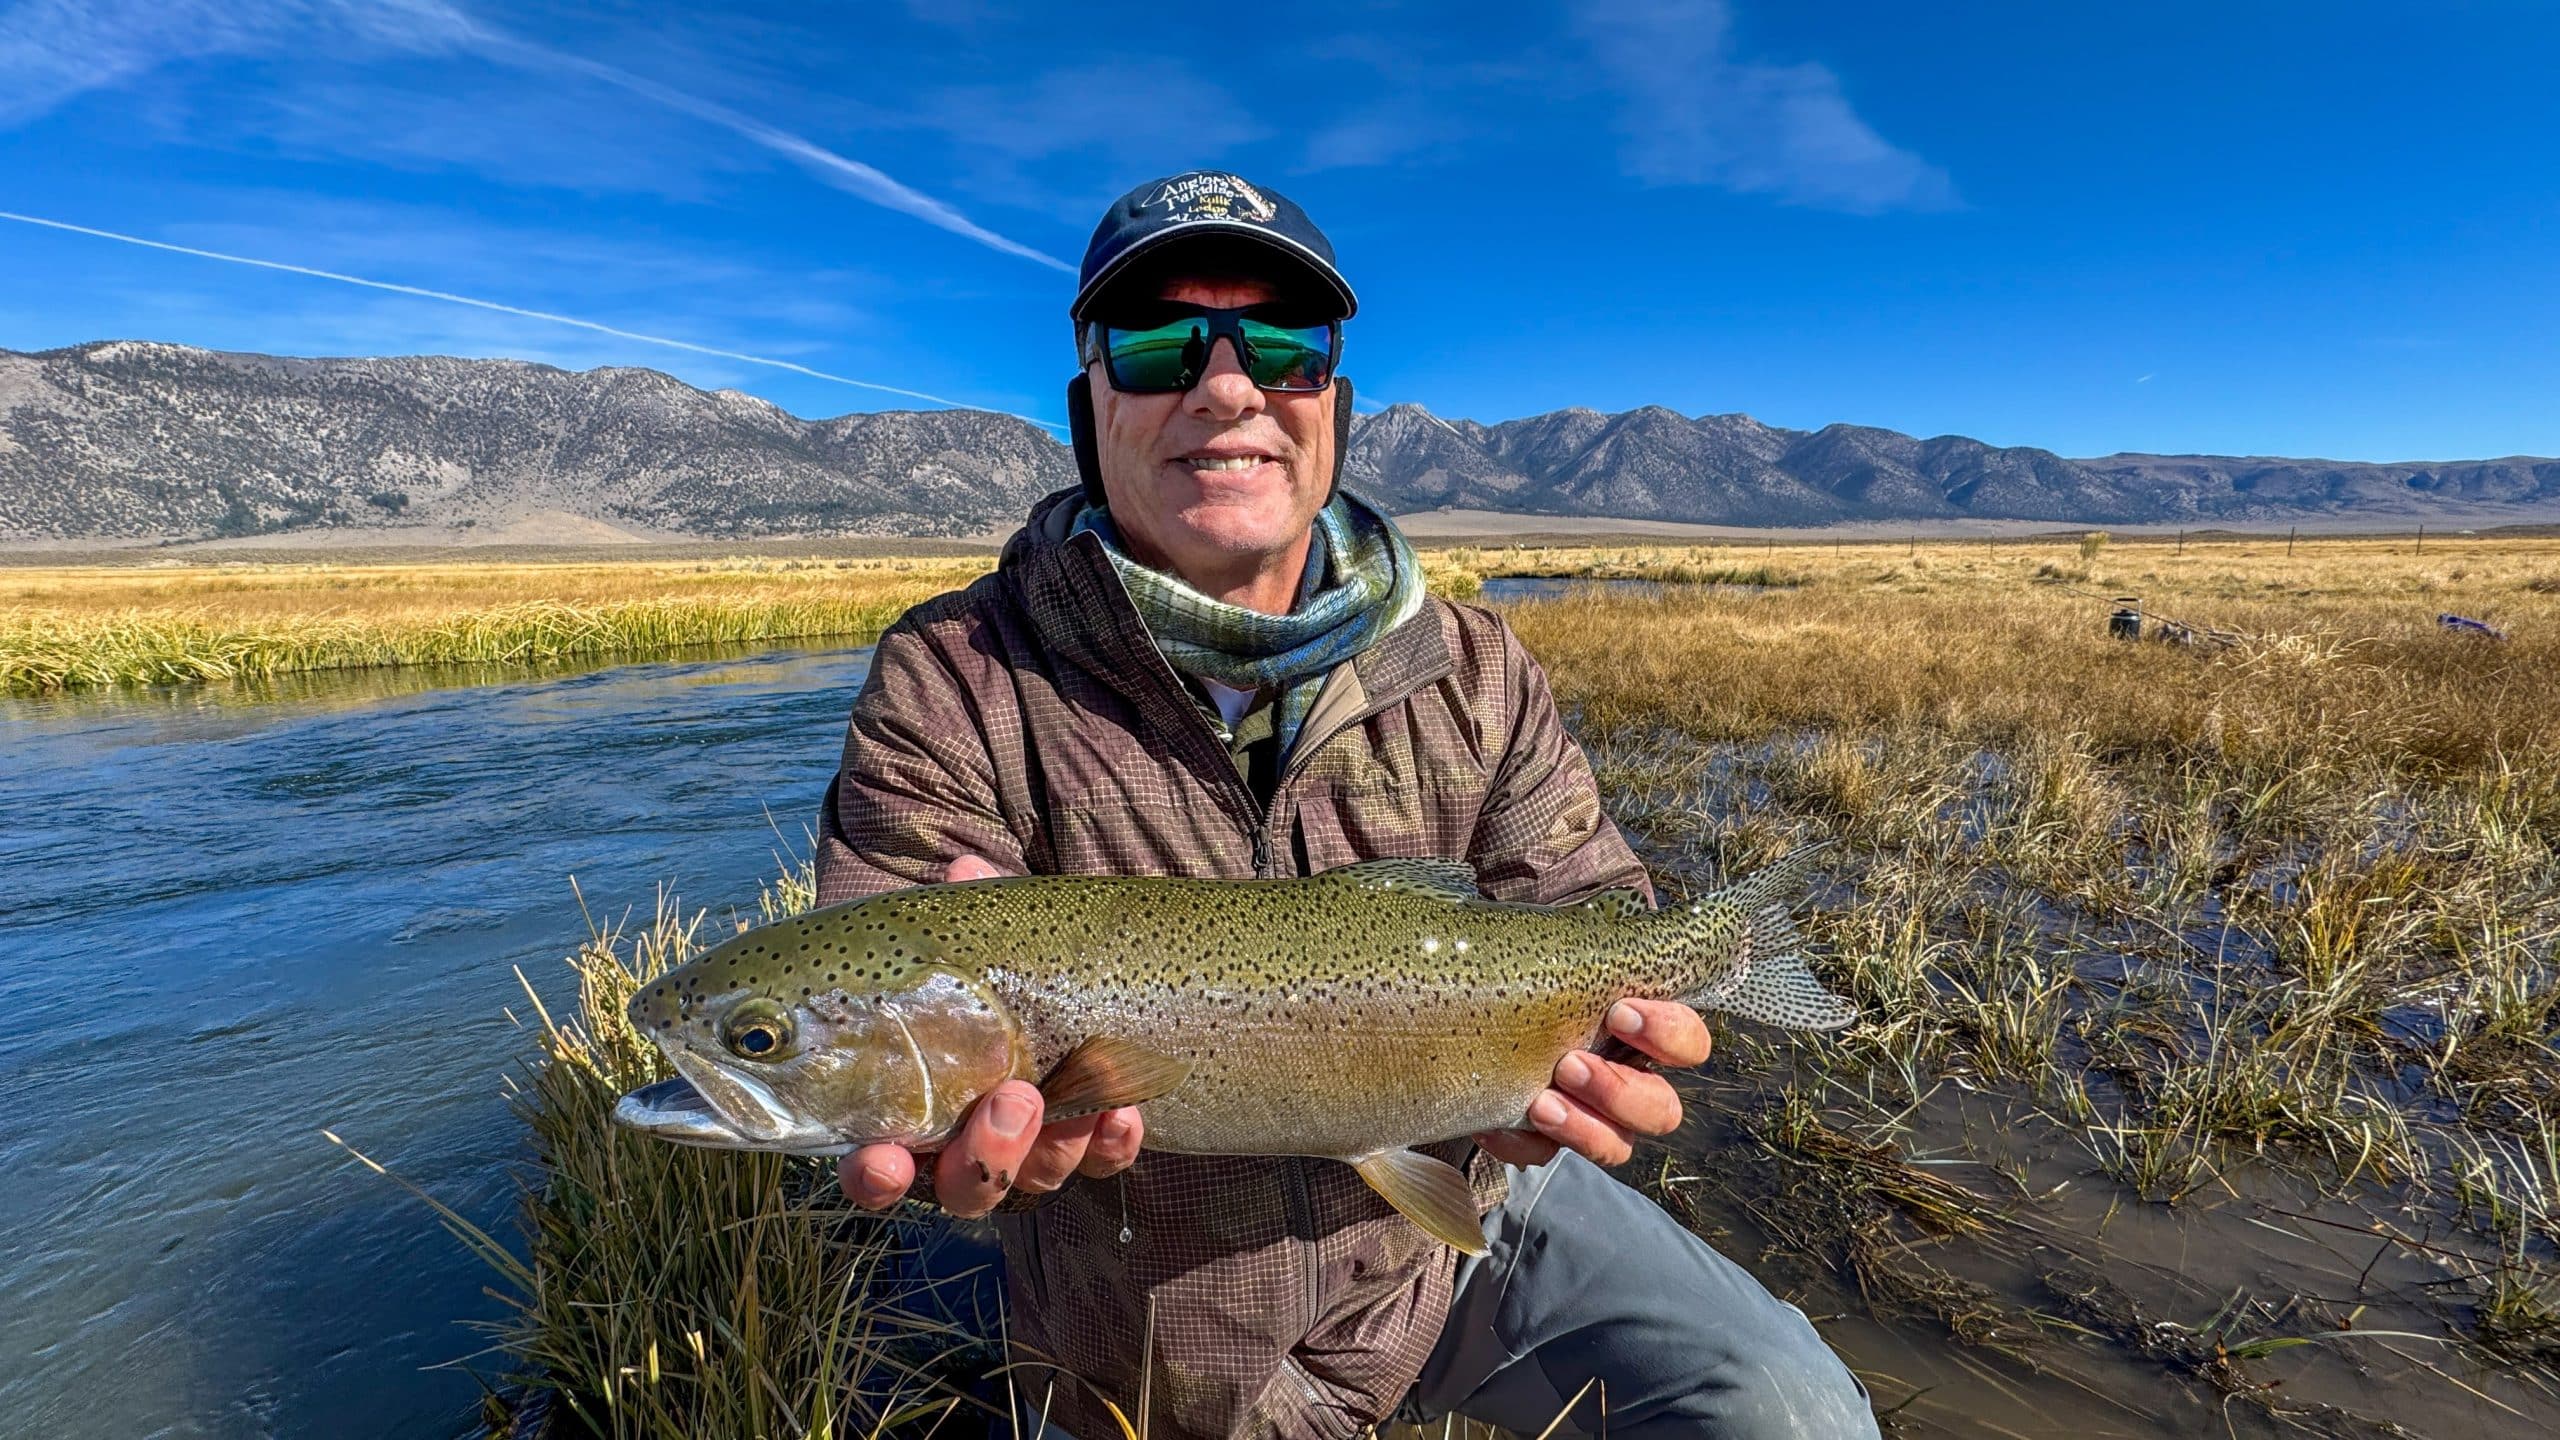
[{"xmin": 614, "ymin": 851, "xmax": 1854, "ymax": 1254}]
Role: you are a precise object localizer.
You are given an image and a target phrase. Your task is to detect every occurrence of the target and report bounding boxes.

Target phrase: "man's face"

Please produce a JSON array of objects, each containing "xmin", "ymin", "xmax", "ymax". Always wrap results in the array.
[{"xmin": 1087, "ymin": 274, "xmax": 1336, "ymax": 589}]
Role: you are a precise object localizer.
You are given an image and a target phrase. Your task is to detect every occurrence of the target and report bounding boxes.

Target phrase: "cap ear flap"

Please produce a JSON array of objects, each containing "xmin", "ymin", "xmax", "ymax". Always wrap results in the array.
[
  {"xmin": 1067, "ymin": 372, "xmax": 1105, "ymax": 509},
  {"xmin": 1329, "ymin": 375, "xmax": 1354, "ymax": 505}
]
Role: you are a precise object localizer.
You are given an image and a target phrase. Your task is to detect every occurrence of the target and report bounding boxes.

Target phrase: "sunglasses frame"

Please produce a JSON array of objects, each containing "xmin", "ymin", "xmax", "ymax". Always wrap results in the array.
[{"xmin": 1079, "ymin": 304, "xmax": 1343, "ymax": 395}]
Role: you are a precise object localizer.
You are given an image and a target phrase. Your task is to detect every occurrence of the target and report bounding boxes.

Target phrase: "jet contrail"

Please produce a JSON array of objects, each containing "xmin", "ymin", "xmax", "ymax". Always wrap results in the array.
[
  {"xmin": 514, "ymin": 45, "xmax": 1076, "ymax": 275},
  {"xmin": 345, "ymin": 2, "xmax": 1074, "ymax": 272},
  {"xmin": 0, "ymin": 207, "xmax": 1062, "ymax": 429}
]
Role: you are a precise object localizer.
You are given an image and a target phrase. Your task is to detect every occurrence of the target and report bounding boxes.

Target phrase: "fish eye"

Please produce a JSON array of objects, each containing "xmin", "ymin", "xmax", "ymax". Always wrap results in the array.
[{"xmin": 721, "ymin": 1002, "xmax": 796, "ymax": 1062}]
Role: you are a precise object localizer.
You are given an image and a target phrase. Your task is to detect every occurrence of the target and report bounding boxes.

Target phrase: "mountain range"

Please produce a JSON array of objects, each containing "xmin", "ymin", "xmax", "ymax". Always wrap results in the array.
[{"xmin": 5, "ymin": 340, "xmax": 2556, "ymax": 543}]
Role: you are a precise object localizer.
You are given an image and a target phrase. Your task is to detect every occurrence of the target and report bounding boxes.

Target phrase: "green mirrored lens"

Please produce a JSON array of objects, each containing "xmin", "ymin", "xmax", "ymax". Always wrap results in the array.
[
  {"xmin": 1098, "ymin": 312, "xmax": 1336, "ymax": 392},
  {"xmin": 1238, "ymin": 320, "xmax": 1334, "ymax": 390},
  {"xmin": 1104, "ymin": 320, "xmax": 1207, "ymax": 391}
]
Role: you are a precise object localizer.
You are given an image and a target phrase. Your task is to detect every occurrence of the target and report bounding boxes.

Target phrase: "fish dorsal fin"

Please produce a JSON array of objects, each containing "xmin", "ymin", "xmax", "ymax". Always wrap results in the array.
[
  {"xmin": 1038, "ymin": 1036, "xmax": 1192, "ymax": 1121},
  {"xmin": 1322, "ymin": 858, "xmax": 1480, "ymax": 902},
  {"xmin": 1577, "ymin": 887, "xmax": 1648, "ymax": 920},
  {"xmin": 1351, "ymin": 1148, "xmax": 1488, "ymax": 1255}
]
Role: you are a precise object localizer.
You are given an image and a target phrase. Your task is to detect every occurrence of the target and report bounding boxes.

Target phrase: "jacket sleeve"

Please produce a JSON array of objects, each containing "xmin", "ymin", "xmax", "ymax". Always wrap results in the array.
[
  {"xmin": 813, "ymin": 617, "xmax": 1029, "ymax": 906},
  {"xmin": 1466, "ymin": 625, "xmax": 1653, "ymax": 908}
]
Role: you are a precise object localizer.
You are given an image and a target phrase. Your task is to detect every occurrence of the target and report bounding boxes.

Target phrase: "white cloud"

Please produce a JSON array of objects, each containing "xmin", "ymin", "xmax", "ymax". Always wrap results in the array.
[
  {"xmin": 1573, "ymin": 0, "xmax": 1955, "ymax": 213},
  {"xmin": 910, "ymin": 63, "xmax": 1271, "ymax": 217},
  {"xmin": 0, "ymin": 0, "xmax": 1070, "ymax": 268},
  {"xmin": 0, "ymin": 206, "xmax": 1046, "ymax": 416},
  {"xmin": 1300, "ymin": 101, "xmax": 1463, "ymax": 171}
]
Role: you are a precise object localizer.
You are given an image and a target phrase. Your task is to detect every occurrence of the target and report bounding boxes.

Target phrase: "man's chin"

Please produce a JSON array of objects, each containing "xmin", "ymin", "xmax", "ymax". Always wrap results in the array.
[{"xmin": 1166, "ymin": 509, "xmax": 1307, "ymax": 559}]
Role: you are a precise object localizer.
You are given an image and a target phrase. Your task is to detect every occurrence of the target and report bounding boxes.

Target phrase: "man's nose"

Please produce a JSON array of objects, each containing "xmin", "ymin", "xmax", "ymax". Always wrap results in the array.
[{"xmin": 1184, "ymin": 336, "xmax": 1266, "ymax": 420}]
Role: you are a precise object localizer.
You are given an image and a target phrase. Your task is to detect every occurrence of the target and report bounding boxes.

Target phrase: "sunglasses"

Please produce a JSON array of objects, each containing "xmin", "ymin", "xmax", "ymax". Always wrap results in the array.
[{"xmin": 1081, "ymin": 303, "xmax": 1342, "ymax": 394}]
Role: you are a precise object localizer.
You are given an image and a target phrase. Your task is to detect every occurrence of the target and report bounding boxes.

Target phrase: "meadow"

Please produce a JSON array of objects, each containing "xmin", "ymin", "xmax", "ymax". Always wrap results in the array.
[
  {"xmin": 134, "ymin": 532, "xmax": 2558, "ymax": 1437},
  {"xmin": 0, "ymin": 555, "xmax": 992, "ymax": 693}
]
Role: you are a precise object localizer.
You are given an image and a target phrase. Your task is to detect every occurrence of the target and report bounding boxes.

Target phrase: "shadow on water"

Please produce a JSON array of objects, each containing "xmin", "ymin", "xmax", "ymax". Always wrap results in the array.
[{"xmin": 0, "ymin": 642, "xmax": 877, "ymax": 1438}]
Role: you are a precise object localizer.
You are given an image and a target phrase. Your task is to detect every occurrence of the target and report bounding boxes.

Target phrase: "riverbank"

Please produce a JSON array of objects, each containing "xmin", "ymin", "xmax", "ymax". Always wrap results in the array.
[
  {"xmin": 0, "ymin": 556, "xmax": 991, "ymax": 693},
  {"xmin": 17, "ymin": 532, "xmax": 2551, "ymax": 695},
  {"xmin": 455, "ymin": 533, "xmax": 2560, "ymax": 1436}
]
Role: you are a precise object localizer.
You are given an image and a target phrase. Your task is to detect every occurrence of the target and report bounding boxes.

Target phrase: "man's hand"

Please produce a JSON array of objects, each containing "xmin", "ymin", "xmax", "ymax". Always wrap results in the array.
[
  {"xmin": 836, "ymin": 855, "xmax": 1146, "ymax": 1216},
  {"xmin": 1475, "ymin": 999, "xmax": 1710, "ymax": 1168}
]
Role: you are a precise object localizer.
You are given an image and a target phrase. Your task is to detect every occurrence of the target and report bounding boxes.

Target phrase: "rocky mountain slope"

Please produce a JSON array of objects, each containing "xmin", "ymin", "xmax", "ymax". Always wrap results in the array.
[
  {"xmin": 0, "ymin": 341, "xmax": 1074, "ymax": 540},
  {"xmin": 4, "ymin": 341, "xmax": 2555, "ymax": 541},
  {"xmin": 1344, "ymin": 404, "xmax": 2560, "ymax": 527}
]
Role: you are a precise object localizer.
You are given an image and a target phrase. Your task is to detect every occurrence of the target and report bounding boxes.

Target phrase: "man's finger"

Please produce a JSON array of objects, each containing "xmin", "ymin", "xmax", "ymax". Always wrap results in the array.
[
  {"xmin": 1015, "ymin": 1113, "xmax": 1101, "ymax": 1194},
  {"xmin": 944, "ymin": 854, "xmax": 1005, "ymax": 883},
  {"xmin": 1607, "ymin": 999, "xmax": 1712, "ymax": 1069},
  {"xmin": 1524, "ymin": 1086, "xmax": 1635, "ymax": 1167},
  {"xmin": 1553, "ymin": 1050, "xmax": 1684, "ymax": 1138},
  {"xmin": 1079, "ymin": 1107, "xmax": 1145, "ymax": 1178},
  {"xmin": 932, "ymin": 1080, "xmax": 1044, "ymax": 1217},
  {"xmin": 1473, "ymin": 1125, "xmax": 1562, "ymax": 1167},
  {"xmin": 840, "ymin": 1143, "xmax": 916, "ymax": 1210}
]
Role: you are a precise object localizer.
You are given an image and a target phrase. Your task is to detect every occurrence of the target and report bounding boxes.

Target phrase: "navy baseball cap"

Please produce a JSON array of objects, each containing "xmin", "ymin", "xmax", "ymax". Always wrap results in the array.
[{"xmin": 1070, "ymin": 171, "xmax": 1357, "ymax": 322}]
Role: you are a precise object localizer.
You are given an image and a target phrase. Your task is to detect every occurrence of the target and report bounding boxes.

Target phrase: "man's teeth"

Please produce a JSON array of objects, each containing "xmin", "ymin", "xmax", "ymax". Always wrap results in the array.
[{"xmin": 1188, "ymin": 456, "xmax": 1267, "ymax": 472}]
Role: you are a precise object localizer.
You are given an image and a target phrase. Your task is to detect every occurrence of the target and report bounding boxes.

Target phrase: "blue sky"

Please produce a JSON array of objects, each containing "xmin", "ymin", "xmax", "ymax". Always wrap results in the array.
[{"xmin": 1, "ymin": 0, "xmax": 2553, "ymax": 461}]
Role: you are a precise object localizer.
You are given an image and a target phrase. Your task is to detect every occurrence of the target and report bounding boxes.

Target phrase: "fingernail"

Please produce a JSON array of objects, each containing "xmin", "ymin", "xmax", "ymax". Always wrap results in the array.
[
  {"xmin": 986, "ymin": 1090, "xmax": 1036, "ymax": 1139},
  {"xmin": 1557, "ymin": 1052, "xmax": 1591, "ymax": 1088},
  {"xmin": 860, "ymin": 1160, "xmax": 902, "ymax": 1194},
  {"xmin": 1609, "ymin": 1002, "xmax": 1644, "ymax": 1037},
  {"xmin": 1529, "ymin": 1092, "xmax": 1566, "ymax": 1128},
  {"xmin": 1098, "ymin": 1112, "xmax": 1131, "ymax": 1144}
]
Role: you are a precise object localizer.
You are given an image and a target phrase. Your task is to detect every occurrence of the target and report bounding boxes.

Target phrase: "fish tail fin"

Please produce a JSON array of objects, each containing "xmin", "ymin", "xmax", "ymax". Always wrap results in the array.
[{"xmin": 1678, "ymin": 844, "xmax": 1858, "ymax": 1032}]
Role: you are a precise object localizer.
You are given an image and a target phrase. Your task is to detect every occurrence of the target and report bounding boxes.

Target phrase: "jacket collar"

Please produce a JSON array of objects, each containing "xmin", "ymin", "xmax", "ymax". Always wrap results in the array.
[{"xmin": 999, "ymin": 487, "xmax": 1452, "ymax": 743}]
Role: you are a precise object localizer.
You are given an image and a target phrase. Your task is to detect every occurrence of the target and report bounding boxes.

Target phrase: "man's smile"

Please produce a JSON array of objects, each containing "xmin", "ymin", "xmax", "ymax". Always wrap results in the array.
[{"xmin": 1171, "ymin": 445, "xmax": 1284, "ymax": 478}]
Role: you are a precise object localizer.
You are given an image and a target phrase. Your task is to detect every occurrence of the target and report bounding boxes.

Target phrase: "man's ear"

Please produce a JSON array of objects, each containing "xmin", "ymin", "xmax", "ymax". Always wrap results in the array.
[
  {"xmin": 1067, "ymin": 372, "xmax": 1105, "ymax": 508},
  {"xmin": 1329, "ymin": 375, "xmax": 1355, "ymax": 505}
]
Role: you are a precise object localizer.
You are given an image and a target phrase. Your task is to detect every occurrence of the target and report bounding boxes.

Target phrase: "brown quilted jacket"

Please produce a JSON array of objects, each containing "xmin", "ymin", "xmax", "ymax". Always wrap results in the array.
[{"xmin": 814, "ymin": 489, "xmax": 1647, "ymax": 1440}]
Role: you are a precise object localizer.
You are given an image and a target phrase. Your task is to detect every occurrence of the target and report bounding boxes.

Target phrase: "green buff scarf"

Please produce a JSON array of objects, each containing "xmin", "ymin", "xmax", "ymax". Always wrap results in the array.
[{"xmin": 1074, "ymin": 491, "xmax": 1426, "ymax": 758}]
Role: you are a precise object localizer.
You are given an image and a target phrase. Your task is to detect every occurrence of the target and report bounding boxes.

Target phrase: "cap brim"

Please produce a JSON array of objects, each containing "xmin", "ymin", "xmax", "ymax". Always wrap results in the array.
[{"xmin": 1071, "ymin": 221, "xmax": 1357, "ymax": 321}]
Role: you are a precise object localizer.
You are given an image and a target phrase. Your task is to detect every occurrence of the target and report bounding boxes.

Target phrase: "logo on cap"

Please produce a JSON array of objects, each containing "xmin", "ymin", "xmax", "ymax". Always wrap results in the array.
[{"xmin": 1143, "ymin": 173, "xmax": 1277, "ymax": 225}]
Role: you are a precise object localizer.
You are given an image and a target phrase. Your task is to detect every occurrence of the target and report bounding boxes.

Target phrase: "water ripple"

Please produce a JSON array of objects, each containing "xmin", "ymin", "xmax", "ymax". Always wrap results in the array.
[{"xmin": 0, "ymin": 643, "xmax": 875, "ymax": 1438}]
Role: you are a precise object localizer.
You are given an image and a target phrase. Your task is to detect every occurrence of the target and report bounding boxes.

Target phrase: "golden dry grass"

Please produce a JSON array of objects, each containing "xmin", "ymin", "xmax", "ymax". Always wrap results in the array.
[
  {"xmin": 362, "ymin": 532, "xmax": 2560, "ymax": 1435},
  {"xmin": 1495, "ymin": 534, "xmax": 2560, "ymax": 777},
  {"xmin": 0, "ymin": 556, "xmax": 994, "ymax": 692}
]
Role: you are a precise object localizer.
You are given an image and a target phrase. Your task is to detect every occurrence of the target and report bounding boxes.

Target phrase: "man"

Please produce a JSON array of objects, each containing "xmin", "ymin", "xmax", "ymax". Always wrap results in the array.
[{"xmin": 814, "ymin": 171, "xmax": 1875, "ymax": 1440}]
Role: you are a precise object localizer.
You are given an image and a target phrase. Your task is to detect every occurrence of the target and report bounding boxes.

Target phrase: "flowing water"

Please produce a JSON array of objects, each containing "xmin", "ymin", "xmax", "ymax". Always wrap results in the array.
[
  {"xmin": 0, "ymin": 645, "xmax": 876, "ymax": 1438},
  {"xmin": 5, "ymin": 634, "xmax": 2545, "ymax": 1439}
]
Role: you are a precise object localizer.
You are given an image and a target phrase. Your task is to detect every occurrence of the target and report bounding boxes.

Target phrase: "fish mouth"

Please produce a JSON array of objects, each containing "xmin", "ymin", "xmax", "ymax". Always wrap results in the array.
[
  {"xmin": 610, "ymin": 1040, "xmax": 848, "ymax": 1155},
  {"xmin": 614, "ymin": 1075, "xmax": 757, "ymax": 1146}
]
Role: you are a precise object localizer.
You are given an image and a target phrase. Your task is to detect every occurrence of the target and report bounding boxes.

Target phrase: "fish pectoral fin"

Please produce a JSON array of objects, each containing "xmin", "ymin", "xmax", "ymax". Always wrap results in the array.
[
  {"xmin": 1037, "ymin": 1036, "xmax": 1191, "ymax": 1121},
  {"xmin": 1351, "ymin": 1149, "xmax": 1488, "ymax": 1256},
  {"xmin": 1321, "ymin": 858, "xmax": 1480, "ymax": 902}
]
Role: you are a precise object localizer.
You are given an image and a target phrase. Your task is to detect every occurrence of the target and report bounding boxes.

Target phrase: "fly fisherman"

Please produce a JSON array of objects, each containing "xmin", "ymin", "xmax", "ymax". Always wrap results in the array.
[{"xmin": 813, "ymin": 171, "xmax": 1876, "ymax": 1440}]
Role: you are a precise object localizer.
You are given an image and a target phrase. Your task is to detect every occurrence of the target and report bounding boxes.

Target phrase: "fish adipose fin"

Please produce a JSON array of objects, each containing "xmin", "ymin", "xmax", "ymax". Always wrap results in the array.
[
  {"xmin": 1038, "ymin": 1036, "xmax": 1192, "ymax": 1121},
  {"xmin": 1686, "ymin": 845, "xmax": 1859, "ymax": 1032},
  {"xmin": 1322, "ymin": 858, "xmax": 1480, "ymax": 902},
  {"xmin": 1352, "ymin": 1148, "xmax": 1489, "ymax": 1255}
]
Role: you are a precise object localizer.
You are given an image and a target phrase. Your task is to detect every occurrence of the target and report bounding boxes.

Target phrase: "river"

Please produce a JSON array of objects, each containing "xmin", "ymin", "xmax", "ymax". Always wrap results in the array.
[{"xmin": 0, "ymin": 645, "xmax": 877, "ymax": 1439}]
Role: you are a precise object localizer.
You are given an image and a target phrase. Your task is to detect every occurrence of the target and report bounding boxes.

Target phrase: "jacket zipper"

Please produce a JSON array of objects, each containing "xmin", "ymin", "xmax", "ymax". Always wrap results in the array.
[{"xmin": 1185, "ymin": 676, "xmax": 1417, "ymax": 1336}]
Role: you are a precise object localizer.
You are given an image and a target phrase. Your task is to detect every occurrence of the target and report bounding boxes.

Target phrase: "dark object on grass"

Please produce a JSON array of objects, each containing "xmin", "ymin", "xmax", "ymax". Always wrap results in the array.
[
  {"xmin": 2152, "ymin": 616, "xmax": 2243, "ymax": 652},
  {"xmin": 2108, "ymin": 597, "xmax": 2143, "ymax": 641},
  {"xmin": 2438, "ymin": 612, "xmax": 2508, "ymax": 640}
]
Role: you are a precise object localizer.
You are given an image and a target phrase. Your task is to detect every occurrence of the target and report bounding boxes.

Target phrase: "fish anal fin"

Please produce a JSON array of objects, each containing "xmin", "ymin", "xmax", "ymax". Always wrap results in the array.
[
  {"xmin": 1323, "ymin": 858, "xmax": 1480, "ymax": 902},
  {"xmin": 1038, "ymin": 1036, "xmax": 1191, "ymax": 1121},
  {"xmin": 1351, "ymin": 1148, "xmax": 1488, "ymax": 1255}
]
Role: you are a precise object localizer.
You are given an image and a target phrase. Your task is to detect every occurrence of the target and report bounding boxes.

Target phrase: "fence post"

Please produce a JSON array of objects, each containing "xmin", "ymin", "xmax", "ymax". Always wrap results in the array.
[{"xmin": 2287, "ymin": 525, "xmax": 2296, "ymax": 557}]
